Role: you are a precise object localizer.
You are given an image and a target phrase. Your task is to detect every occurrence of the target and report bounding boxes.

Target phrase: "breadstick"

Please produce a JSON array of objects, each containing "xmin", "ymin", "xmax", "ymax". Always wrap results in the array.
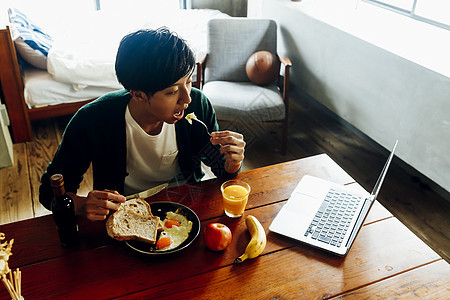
[
  {"xmin": 1, "ymin": 275, "xmax": 12, "ymax": 296},
  {"xmin": 17, "ymin": 268, "xmax": 21, "ymax": 297},
  {"xmin": 2, "ymin": 275, "xmax": 19, "ymax": 300},
  {"xmin": 13, "ymin": 269, "xmax": 20, "ymax": 297},
  {"xmin": 10, "ymin": 270, "xmax": 16, "ymax": 294}
]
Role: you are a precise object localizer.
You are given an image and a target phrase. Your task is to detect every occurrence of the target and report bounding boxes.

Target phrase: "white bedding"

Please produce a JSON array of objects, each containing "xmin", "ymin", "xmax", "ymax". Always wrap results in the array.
[
  {"xmin": 47, "ymin": 9, "xmax": 229, "ymax": 90},
  {"xmin": 23, "ymin": 67, "xmax": 118, "ymax": 108}
]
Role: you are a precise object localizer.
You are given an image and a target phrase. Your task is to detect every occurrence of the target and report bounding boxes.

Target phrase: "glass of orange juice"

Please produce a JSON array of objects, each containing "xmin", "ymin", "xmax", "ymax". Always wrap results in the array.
[{"xmin": 220, "ymin": 180, "xmax": 251, "ymax": 218}]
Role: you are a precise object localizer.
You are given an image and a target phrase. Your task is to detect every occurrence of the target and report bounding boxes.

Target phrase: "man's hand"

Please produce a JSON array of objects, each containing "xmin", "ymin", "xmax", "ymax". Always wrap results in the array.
[
  {"xmin": 69, "ymin": 190, "xmax": 126, "ymax": 221},
  {"xmin": 210, "ymin": 130, "xmax": 245, "ymax": 174}
]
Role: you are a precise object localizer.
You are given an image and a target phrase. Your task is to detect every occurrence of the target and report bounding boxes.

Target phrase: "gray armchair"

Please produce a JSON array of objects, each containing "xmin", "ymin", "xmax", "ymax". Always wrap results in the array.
[{"xmin": 197, "ymin": 18, "xmax": 292, "ymax": 154}]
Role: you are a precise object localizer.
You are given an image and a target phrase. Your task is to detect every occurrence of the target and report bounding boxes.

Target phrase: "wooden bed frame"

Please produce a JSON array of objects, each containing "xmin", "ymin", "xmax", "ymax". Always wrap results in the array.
[
  {"xmin": 0, "ymin": 26, "xmax": 94, "ymax": 143},
  {"xmin": 0, "ymin": 26, "xmax": 202, "ymax": 143}
]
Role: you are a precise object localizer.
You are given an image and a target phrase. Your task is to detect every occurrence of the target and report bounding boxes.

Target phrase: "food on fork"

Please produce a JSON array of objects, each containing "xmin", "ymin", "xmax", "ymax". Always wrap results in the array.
[
  {"xmin": 185, "ymin": 112, "xmax": 211, "ymax": 136},
  {"xmin": 185, "ymin": 112, "xmax": 197, "ymax": 124}
]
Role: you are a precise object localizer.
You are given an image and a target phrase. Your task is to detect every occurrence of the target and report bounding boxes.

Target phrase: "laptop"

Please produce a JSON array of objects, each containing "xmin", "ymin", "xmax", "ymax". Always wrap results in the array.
[{"xmin": 269, "ymin": 140, "xmax": 398, "ymax": 256}]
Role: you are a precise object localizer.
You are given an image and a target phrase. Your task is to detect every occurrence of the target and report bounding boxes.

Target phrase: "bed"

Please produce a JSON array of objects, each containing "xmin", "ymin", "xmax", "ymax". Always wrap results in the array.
[{"xmin": 0, "ymin": 6, "xmax": 229, "ymax": 143}]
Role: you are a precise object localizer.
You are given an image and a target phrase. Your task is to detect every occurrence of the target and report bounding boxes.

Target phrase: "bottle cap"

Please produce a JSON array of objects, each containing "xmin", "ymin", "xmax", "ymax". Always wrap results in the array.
[{"xmin": 50, "ymin": 174, "xmax": 64, "ymax": 188}]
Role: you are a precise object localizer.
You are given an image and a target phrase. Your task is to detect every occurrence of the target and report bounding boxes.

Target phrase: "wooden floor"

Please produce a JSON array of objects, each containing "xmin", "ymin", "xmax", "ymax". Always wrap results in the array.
[{"xmin": 1, "ymin": 91, "xmax": 449, "ymax": 264}]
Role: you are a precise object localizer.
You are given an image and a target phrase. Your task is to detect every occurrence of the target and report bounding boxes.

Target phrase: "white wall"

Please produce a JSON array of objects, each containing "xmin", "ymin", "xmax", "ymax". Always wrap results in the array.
[{"xmin": 250, "ymin": 0, "xmax": 450, "ymax": 194}]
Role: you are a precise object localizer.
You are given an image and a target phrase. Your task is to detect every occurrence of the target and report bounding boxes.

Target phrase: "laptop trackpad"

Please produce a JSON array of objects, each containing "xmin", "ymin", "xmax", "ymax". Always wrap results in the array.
[
  {"xmin": 284, "ymin": 192, "xmax": 321, "ymax": 215},
  {"xmin": 269, "ymin": 192, "xmax": 322, "ymax": 239},
  {"xmin": 269, "ymin": 175, "xmax": 331, "ymax": 239}
]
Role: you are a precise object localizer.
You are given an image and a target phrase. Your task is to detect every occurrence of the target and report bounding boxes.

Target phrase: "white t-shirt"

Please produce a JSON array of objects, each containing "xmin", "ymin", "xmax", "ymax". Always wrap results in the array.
[{"xmin": 124, "ymin": 106, "xmax": 179, "ymax": 195}]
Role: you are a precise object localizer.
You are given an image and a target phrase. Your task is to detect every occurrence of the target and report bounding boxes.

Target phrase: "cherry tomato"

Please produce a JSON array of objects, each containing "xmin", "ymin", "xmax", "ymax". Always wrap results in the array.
[
  {"xmin": 157, "ymin": 237, "xmax": 172, "ymax": 249},
  {"xmin": 165, "ymin": 219, "xmax": 180, "ymax": 228}
]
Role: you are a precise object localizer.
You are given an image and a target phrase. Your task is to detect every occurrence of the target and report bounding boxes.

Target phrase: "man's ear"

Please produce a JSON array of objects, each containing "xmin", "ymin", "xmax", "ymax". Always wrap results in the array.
[{"xmin": 130, "ymin": 90, "xmax": 149, "ymax": 103}]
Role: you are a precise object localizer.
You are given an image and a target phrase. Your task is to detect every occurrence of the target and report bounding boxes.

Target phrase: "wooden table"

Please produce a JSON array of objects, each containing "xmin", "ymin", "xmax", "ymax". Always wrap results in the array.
[{"xmin": 1, "ymin": 154, "xmax": 448, "ymax": 299}]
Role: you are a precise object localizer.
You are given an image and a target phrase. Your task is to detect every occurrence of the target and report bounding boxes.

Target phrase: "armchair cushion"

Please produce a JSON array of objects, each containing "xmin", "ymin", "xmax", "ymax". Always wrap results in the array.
[
  {"xmin": 205, "ymin": 18, "xmax": 277, "ymax": 83},
  {"xmin": 202, "ymin": 81, "xmax": 285, "ymax": 122}
]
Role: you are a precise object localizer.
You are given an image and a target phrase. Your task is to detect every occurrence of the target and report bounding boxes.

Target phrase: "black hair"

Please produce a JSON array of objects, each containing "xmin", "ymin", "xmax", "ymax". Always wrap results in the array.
[{"xmin": 115, "ymin": 27, "xmax": 195, "ymax": 95}]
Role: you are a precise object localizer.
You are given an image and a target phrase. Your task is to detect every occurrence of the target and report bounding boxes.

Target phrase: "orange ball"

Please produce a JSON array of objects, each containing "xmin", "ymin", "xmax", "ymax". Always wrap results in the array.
[{"xmin": 245, "ymin": 51, "xmax": 280, "ymax": 86}]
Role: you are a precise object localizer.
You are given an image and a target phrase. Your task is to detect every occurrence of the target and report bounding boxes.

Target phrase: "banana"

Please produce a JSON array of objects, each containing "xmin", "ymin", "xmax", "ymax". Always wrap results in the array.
[{"xmin": 234, "ymin": 215, "xmax": 267, "ymax": 264}]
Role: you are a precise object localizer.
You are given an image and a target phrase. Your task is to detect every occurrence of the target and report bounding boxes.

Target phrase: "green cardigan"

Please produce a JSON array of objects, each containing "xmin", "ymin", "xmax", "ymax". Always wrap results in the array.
[{"xmin": 39, "ymin": 88, "xmax": 236, "ymax": 210}]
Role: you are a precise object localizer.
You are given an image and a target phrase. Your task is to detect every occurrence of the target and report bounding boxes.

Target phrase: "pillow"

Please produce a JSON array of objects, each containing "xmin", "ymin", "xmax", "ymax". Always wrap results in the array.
[{"xmin": 8, "ymin": 8, "xmax": 53, "ymax": 70}]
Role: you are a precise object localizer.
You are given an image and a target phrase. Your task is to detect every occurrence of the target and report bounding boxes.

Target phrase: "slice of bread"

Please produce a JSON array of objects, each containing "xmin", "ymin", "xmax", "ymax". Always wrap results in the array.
[
  {"xmin": 119, "ymin": 198, "xmax": 153, "ymax": 216},
  {"xmin": 119, "ymin": 198, "xmax": 163, "ymax": 231},
  {"xmin": 106, "ymin": 210, "xmax": 160, "ymax": 244}
]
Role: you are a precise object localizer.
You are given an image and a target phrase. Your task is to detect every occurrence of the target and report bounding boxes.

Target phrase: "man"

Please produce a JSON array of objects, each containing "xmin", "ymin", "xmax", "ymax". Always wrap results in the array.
[{"xmin": 39, "ymin": 28, "xmax": 245, "ymax": 221}]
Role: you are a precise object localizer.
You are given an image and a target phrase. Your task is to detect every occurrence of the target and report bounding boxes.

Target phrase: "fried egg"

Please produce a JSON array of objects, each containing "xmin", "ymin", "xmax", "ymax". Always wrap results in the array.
[{"xmin": 156, "ymin": 211, "xmax": 193, "ymax": 251}]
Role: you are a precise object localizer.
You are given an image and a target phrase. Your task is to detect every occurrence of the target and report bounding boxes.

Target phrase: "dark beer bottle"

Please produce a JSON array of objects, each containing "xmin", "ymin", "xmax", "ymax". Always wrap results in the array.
[{"xmin": 50, "ymin": 174, "xmax": 79, "ymax": 247}]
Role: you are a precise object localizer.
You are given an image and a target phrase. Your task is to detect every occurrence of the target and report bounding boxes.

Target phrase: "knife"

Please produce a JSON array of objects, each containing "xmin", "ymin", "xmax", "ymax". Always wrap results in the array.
[{"xmin": 125, "ymin": 183, "xmax": 169, "ymax": 200}]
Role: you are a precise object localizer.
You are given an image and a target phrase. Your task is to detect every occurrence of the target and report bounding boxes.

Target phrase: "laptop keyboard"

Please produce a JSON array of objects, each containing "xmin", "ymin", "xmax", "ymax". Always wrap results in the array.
[{"xmin": 304, "ymin": 188, "xmax": 363, "ymax": 247}]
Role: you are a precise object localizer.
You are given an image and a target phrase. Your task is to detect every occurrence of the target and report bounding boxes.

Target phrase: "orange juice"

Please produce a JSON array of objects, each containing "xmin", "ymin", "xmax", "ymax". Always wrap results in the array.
[{"xmin": 221, "ymin": 180, "xmax": 251, "ymax": 218}]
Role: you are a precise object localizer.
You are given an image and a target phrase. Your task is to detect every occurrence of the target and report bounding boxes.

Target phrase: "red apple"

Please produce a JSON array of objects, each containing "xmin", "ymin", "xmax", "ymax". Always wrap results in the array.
[{"xmin": 203, "ymin": 223, "xmax": 232, "ymax": 251}]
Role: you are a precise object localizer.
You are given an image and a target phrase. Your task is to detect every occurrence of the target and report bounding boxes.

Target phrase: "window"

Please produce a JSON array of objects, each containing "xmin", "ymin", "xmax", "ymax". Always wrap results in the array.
[
  {"xmin": 364, "ymin": 0, "xmax": 450, "ymax": 30},
  {"xmin": 95, "ymin": 0, "xmax": 183, "ymax": 10}
]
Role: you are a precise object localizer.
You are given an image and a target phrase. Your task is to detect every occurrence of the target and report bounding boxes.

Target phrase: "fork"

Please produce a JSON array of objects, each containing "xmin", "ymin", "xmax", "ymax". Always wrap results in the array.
[{"xmin": 192, "ymin": 118, "xmax": 211, "ymax": 137}]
